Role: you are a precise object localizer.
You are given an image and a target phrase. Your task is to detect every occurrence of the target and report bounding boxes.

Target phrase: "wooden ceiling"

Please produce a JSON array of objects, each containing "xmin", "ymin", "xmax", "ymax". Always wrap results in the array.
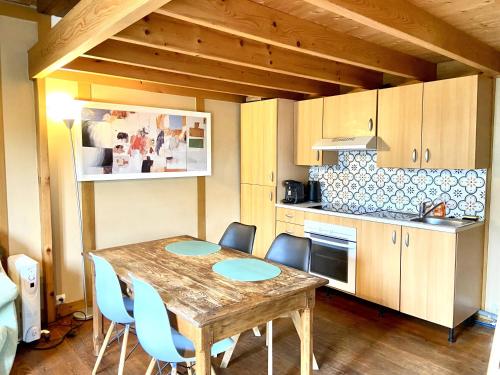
[{"xmin": 20, "ymin": 0, "xmax": 500, "ymax": 102}]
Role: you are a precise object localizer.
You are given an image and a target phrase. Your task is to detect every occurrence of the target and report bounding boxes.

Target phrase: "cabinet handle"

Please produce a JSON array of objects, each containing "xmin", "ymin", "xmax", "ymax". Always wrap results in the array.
[
  {"xmin": 405, "ymin": 233, "xmax": 410, "ymax": 247},
  {"xmin": 285, "ymin": 213, "xmax": 294, "ymax": 218},
  {"xmin": 269, "ymin": 191, "xmax": 273, "ymax": 201},
  {"xmin": 270, "ymin": 171, "xmax": 274, "ymax": 182},
  {"xmin": 424, "ymin": 148, "xmax": 430, "ymax": 163},
  {"xmin": 412, "ymin": 149, "xmax": 417, "ymax": 162},
  {"xmin": 316, "ymin": 150, "xmax": 320, "ymax": 162},
  {"xmin": 368, "ymin": 118, "xmax": 374, "ymax": 132},
  {"xmin": 392, "ymin": 230, "xmax": 397, "ymax": 244}
]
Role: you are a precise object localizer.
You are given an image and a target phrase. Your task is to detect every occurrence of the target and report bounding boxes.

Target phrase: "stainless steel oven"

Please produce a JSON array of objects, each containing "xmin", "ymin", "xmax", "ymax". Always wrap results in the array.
[{"xmin": 304, "ymin": 220, "xmax": 356, "ymax": 294}]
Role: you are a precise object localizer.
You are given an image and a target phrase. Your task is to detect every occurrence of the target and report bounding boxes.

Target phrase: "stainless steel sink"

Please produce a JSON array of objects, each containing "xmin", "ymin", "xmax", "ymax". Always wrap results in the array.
[{"xmin": 410, "ymin": 217, "xmax": 473, "ymax": 227}]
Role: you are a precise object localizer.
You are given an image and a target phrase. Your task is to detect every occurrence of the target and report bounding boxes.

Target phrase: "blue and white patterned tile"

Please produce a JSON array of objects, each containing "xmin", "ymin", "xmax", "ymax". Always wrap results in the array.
[{"xmin": 312, "ymin": 151, "xmax": 486, "ymax": 219}]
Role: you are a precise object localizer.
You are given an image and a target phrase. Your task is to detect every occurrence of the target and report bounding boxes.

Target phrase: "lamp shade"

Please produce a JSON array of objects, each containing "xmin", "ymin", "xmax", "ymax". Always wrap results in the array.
[{"xmin": 46, "ymin": 93, "xmax": 80, "ymax": 122}]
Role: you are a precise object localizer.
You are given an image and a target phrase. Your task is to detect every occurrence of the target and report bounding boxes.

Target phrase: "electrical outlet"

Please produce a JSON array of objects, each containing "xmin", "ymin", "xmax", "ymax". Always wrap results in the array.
[{"xmin": 56, "ymin": 293, "xmax": 66, "ymax": 305}]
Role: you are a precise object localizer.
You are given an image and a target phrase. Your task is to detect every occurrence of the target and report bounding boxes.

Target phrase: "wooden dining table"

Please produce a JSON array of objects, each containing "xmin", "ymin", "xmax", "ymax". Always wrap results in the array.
[{"xmin": 91, "ymin": 235, "xmax": 328, "ymax": 374}]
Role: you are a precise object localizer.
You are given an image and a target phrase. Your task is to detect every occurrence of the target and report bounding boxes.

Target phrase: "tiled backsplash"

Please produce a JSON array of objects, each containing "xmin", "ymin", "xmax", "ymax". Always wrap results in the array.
[{"xmin": 309, "ymin": 151, "xmax": 486, "ymax": 219}]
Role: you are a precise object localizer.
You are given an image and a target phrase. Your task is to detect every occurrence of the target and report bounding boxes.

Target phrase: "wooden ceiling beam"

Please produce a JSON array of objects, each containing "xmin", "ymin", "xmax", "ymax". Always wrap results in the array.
[
  {"xmin": 303, "ymin": 0, "xmax": 500, "ymax": 76},
  {"xmin": 85, "ymin": 40, "xmax": 340, "ymax": 95},
  {"xmin": 49, "ymin": 70, "xmax": 245, "ymax": 103},
  {"xmin": 114, "ymin": 14, "xmax": 382, "ymax": 89},
  {"xmin": 157, "ymin": 0, "xmax": 436, "ymax": 81},
  {"xmin": 63, "ymin": 57, "xmax": 305, "ymax": 100},
  {"xmin": 28, "ymin": 0, "xmax": 173, "ymax": 78}
]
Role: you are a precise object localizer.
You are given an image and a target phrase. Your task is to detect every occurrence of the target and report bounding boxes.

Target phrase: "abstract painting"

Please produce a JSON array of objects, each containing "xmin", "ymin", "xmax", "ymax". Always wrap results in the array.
[{"xmin": 74, "ymin": 101, "xmax": 211, "ymax": 181}]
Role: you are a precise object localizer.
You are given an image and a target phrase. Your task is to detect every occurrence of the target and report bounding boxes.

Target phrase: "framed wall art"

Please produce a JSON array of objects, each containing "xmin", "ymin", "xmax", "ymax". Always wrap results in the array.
[{"xmin": 73, "ymin": 101, "xmax": 211, "ymax": 181}]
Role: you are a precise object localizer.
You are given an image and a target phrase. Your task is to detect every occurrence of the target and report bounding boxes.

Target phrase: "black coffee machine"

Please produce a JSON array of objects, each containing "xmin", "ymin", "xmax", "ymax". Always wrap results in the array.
[{"xmin": 282, "ymin": 180, "xmax": 306, "ymax": 204}]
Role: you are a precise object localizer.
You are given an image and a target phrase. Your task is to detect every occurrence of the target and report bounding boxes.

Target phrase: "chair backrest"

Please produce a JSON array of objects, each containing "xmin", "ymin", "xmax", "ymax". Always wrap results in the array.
[
  {"xmin": 131, "ymin": 275, "xmax": 186, "ymax": 363},
  {"xmin": 90, "ymin": 254, "xmax": 133, "ymax": 324},
  {"xmin": 219, "ymin": 222, "xmax": 257, "ymax": 254},
  {"xmin": 265, "ymin": 233, "xmax": 312, "ymax": 272}
]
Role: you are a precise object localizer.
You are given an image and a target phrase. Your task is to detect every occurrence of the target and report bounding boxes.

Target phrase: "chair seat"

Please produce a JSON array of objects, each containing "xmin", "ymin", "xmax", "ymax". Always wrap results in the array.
[{"xmin": 157, "ymin": 327, "xmax": 234, "ymax": 362}]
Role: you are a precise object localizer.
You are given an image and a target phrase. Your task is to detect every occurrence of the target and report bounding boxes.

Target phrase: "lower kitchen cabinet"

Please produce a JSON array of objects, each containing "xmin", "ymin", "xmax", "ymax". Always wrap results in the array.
[
  {"xmin": 241, "ymin": 183, "xmax": 276, "ymax": 258},
  {"xmin": 400, "ymin": 226, "xmax": 484, "ymax": 329},
  {"xmin": 276, "ymin": 221, "xmax": 304, "ymax": 237},
  {"xmin": 356, "ymin": 221, "xmax": 401, "ymax": 310}
]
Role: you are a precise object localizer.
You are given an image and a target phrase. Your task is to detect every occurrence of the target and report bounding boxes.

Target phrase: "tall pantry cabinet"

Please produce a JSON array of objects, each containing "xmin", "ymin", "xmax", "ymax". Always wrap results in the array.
[{"xmin": 240, "ymin": 99, "xmax": 308, "ymax": 258}]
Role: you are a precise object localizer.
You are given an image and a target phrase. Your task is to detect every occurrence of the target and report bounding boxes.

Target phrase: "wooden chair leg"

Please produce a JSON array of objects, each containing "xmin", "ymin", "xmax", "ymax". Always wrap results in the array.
[
  {"xmin": 145, "ymin": 358, "xmax": 156, "ymax": 375},
  {"xmin": 290, "ymin": 311, "xmax": 319, "ymax": 370},
  {"xmin": 92, "ymin": 321, "xmax": 115, "ymax": 375},
  {"xmin": 186, "ymin": 361, "xmax": 193, "ymax": 375},
  {"xmin": 220, "ymin": 333, "xmax": 241, "ymax": 368},
  {"xmin": 267, "ymin": 321, "xmax": 273, "ymax": 375},
  {"xmin": 211, "ymin": 365, "xmax": 217, "ymax": 375},
  {"xmin": 252, "ymin": 326, "xmax": 262, "ymax": 337},
  {"xmin": 171, "ymin": 364, "xmax": 177, "ymax": 375},
  {"xmin": 118, "ymin": 324, "xmax": 130, "ymax": 375}
]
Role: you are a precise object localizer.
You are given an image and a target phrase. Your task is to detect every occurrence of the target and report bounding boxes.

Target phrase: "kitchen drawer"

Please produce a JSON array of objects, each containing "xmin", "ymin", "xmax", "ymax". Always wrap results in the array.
[
  {"xmin": 276, "ymin": 221, "xmax": 305, "ymax": 237},
  {"xmin": 276, "ymin": 207, "xmax": 305, "ymax": 225}
]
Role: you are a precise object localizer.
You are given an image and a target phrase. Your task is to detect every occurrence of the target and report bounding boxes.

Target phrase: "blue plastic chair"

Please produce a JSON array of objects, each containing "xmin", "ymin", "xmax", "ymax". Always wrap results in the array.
[
  {"xmin": 90, "ymin": 253, "xmax": 135, "ymax": 375},
  {"xmin": 130, "ymin": 274, "xmax": 235, "ymax": 375}
]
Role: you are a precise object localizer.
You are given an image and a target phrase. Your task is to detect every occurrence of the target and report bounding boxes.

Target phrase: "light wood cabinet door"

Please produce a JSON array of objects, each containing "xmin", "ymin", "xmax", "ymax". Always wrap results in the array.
[
  {"xmin": 356, "ymin": 221, "xmax": 401, "ymax": 310},
  {"xmin": 323, "ymin": 90, "xmax": 377, "ymax": 138},
  {"xmin": 422, "ymin": 75, "xmax": 481, "ymax": 169},
  {"xmin": 276, "ymin": 221, "xmax": 305, "ymax": 237},
  {"xmin": 400, "ymin": 227, "xmax": 456, "ymax": 328},
  {"xmin": 294, "ymin": 98, "xmax": 323, "ymax": 166},
  {"xmin": 241, "ymin": 184, "xmax": 276, "ymax": 258},
  {"xmin": 241, "ymin": 100, "xmax": 277, "ymax": 186},
  {"xmin": 377, "ymin": 84, "xmax": 423, "ymax": 168}
]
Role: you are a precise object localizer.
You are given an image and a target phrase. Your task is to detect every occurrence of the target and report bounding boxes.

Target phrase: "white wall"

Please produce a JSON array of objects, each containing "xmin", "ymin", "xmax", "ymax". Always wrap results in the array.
[
  {"xmin": 205, "ymin": 99, "xmax": 241, "ymax": 243},
  {"xmin": 0, "ymin": 16, "xmax": 41, "ymax": 262},
  {"xmin": 486, "ymin": 78, "xmax": 500, "ymax": 314}
]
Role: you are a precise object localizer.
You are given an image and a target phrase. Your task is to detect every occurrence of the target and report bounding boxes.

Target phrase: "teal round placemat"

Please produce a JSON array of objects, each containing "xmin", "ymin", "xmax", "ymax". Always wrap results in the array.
[
  {"xmin": 165, "ymin": 240, "xmax": 221, "ymax": 256},
  {"xmin": 212, "ymin": 258, "xmax": 281, "ymax": 282}
]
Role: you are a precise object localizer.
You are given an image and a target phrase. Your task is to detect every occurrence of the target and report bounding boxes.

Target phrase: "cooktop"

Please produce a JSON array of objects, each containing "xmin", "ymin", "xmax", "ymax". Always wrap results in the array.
[{"xmin": 309, "ymin": 205, "xmax": 417, "ymax": 220}]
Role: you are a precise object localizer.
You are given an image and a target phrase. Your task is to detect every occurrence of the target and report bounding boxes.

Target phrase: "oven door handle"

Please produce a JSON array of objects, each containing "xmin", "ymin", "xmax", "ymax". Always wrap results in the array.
[{"xmin": 306, "ymin": 234, "xmax": 353, "ymax": 249}]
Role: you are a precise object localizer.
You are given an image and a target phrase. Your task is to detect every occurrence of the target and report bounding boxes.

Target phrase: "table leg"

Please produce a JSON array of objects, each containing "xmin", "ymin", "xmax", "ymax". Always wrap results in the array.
[
  {"xmin": 92, "ymin": 262, "xmax": 103, "ymax": 356},
  {"xmin": 195, "ymin": 326, "xmax": 212, "ymax": 375},
  {"xmin": 300, "ymin": 307, "xmax": 313, "ymax": 375}
]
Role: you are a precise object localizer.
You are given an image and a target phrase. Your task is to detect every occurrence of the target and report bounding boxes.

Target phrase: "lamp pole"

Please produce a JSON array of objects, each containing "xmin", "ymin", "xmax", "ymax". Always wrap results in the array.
[{"xmin": 64, "ymin": 119, "xmax": 92, "ymax": 321}]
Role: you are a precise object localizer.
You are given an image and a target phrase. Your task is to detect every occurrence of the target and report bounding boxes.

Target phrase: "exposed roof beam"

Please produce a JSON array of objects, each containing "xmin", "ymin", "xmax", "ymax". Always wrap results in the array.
[
  {"xmin": 157, "ymin": 0, "xmax": 435, "ymax": 80},
  {"xmin": 49, "ymin": 70, "xmax": 245, "ymax": 102},
  {"xmin": 28, "ymin": 0, "xmax": 173, "ymax": 78},
  {"xmin": 85, "ymin": 40, "xmax": 340, "ymax": 95},
  {"xmin": 114, "ymin": 14, "xmax": 382, "ymax": 89},
  {"xmin": 303, "ymin": 0, "xmax": 500, "ymax": 76},
  {"xmin": 37, "ymin": 0, "xmax": 80, "ymax": 17},
  {"xmin": 63, "ymin": 57, "xmax": 305, "ymax": 100}
]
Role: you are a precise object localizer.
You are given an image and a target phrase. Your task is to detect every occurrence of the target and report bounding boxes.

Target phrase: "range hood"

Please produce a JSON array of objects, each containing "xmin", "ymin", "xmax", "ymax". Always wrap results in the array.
[{"xmin": 312, "ymin": 136, "xmax": 377, "ymax": 151}]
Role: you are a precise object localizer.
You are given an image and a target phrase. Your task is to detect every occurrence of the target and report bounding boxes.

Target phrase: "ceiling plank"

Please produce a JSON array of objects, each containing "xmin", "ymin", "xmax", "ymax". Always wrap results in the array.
[
  {"xmin": 85, "ymin": 40, "xmax": 339, "ymax": 95},
  {"xmin": 28, "ymin": 0, "xmax": 173, "ymax": 78},
  {"xmin": 157, "ymin": 0, "xmax": 436, "ymax": 80},
  {"xmin": 303, "ymin": 0, "xmax": 500, "ymax": 76},
  {"xmin": 114, "ymin": 14, "xmax": 382, "ymax": 89},
  {"xmin": 49, "ymin": 70, "xmax": 244, "ymax": 102},
  {"xmin": 63, "ymin": 57, "xmax": 305, "ymax": 99}
]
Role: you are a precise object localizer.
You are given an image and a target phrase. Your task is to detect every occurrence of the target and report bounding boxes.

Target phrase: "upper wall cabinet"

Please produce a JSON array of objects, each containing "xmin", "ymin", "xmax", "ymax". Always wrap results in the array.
[
  {"xmin": 323, "ymin": 90, "xmax": 378, "ymax": 138},
  {"xmin": 294, "ymin": 98, "xmax": 338, "ymax": 166},
  {"xmin": 378, "ymin": 84, "xmax": 423, "ymax": 168},
  {"xmin": 241, "ymin": 100, "xmax": 277, "ymax": 186},
  {"xmin": 421, "ymin": 75, "xmax": 493, "ymax": 170}
]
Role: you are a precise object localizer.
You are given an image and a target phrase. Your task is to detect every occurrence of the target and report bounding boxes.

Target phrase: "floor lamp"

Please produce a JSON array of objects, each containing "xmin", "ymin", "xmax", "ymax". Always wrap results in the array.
[{"xmin": 63, "ymin": 117, "xmax": 93, "ymax": 321}]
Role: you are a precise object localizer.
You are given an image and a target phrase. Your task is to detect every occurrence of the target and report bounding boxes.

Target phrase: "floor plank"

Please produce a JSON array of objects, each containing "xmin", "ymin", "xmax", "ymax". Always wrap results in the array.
[{"xmin": 12, "ymin": 288, "xmax": 493, "ymax": 374}]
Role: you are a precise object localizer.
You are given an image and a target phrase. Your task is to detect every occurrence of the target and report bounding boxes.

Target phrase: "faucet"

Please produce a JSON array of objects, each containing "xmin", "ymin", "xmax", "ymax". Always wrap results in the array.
[{"xmin": 418, "ymin": 200, "xmax": 444, "ymax": 219}]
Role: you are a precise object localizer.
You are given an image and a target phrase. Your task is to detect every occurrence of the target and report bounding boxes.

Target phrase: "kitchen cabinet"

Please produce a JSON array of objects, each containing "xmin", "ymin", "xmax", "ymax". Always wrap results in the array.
[
  {"xmin": 323, "ymin": 90, "xmax": 377, "ymax": 139},
  {"xmin": 276, "ymin": 221, "xmax": 304, "ymax": 237},
  {"xmin": 241, "ymin": 184, "xmax": 276, "ymax": 258},
  {"xmin": 400, "ymin": 226, "xmax": 483, "ymax": 331},
  {"xmin": 422, "ymin": 75, "xmax": 493, "ymax": 169},
  {"xmin": 356, "ymin": 221, "xmax": 401, "ymax": 310},
  {"xmin": 276, "ymin": 207, "xmax": 305, "ymax": 225},
  {"xmin": 241, "ymin": 100, "xmax": 277, "ymax": 186},
  {"xmin": 294, "ymin": 98, "xmax": 337, "ymax": 166},
  {"xmin": 377, "ymin": 84, "xmax": 423, "ymax": 168}
]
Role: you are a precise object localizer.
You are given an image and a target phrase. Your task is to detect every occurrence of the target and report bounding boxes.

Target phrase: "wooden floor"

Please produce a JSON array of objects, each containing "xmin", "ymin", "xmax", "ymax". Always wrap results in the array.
[{"xmin": 12, "ymin": 288, "xmax": 493, "ymax": 374}]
